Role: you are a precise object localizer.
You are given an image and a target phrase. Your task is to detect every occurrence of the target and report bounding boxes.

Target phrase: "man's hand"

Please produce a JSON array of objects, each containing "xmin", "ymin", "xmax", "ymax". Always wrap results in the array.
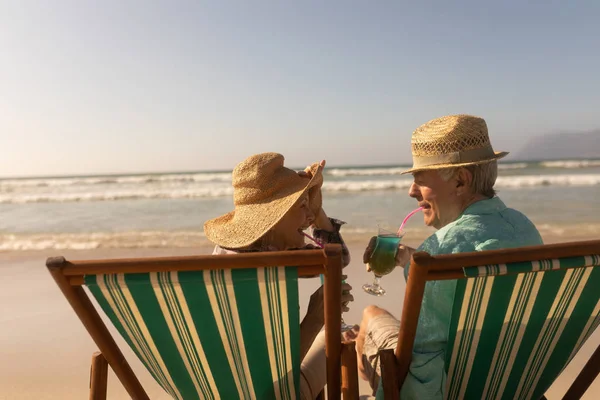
[
  {"xmin": 363, "ymin": 236, "xmax": 378, "ymax": 272},
  {"xmin": 363, "ymin": 237, "xmax": 415, "ymax": 272}
]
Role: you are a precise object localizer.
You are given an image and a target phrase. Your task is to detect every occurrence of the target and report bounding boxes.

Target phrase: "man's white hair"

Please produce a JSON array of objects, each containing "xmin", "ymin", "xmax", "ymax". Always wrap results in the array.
[{"xmin": 438, "ymin": 161, "xmax": 498, "ymax": 198}]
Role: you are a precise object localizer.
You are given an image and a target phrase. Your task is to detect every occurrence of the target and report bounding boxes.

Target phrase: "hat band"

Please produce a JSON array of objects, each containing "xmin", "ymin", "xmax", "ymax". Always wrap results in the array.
[{"xmin": 411, "ymin": 145, "xmax": 496, "ymax": 169}]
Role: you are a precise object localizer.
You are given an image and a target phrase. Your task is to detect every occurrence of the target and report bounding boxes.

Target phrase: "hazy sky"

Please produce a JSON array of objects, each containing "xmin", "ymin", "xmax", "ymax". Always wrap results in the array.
[{"xmin": 1, "ymin": 1, "xmax": 599, "ymax": 177}]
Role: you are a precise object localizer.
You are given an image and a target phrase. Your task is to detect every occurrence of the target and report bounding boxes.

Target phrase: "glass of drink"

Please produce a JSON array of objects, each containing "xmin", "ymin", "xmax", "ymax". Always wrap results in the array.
[{"xmin": 362, "ymin": 227, "xmax": 403, "ymax": 296}]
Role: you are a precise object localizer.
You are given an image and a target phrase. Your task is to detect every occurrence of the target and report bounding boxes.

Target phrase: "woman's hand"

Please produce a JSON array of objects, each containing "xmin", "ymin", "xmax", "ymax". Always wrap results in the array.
[
  {"xmin": 304, "ymin": 275, "xmax": 353, "ymax": 325},
  {"xmin": 298, "ymin": 160, "xmax": 333, "ymax": 231},
  {"xmin": 298, "ymin": 159, "xmax": 326, "ymax": 179},
  {"xmin": 305, "ymin": 286, "xmax": 324, "ymax": 325},
  {"xmin": 312, "ymin": 207, "xmax": 334, "ymax": 231},
  {"xmin": 341, "ymin": 277, "xmax": 354, "ymax": 313},
  {"xmin": 342, "ymin": 325, "xmax": 360, "ymax": 342},
  {"xmin": 363, "ymin": 237, "xmax": 415, "ymax": 272},
  {"xmin": 300, "ymin": 275, "xmax": 353, "ymax": 361}
]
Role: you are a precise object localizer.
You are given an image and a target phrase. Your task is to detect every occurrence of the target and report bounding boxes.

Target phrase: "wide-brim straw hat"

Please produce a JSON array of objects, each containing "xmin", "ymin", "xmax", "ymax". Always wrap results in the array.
[
  {"xmin": 401, "ymin": 114, "xmax": 509, "ymax": 174},
  {"xmin": 204, "ymin": 152, "xmax": 323, "ymax": 249}
]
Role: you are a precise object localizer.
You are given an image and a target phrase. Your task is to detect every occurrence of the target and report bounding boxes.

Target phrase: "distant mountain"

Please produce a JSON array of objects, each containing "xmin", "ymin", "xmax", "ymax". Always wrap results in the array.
[{"xmin": 516, "ymin": 130, "xmax": 600, "ymax": 160}]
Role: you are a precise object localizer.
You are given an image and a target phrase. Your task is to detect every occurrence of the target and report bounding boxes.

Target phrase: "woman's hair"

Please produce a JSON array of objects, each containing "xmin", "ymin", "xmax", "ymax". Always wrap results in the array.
[
  {"xmin": 438, "ymin": 161, "xmax": 498, "ymax": 198},
  {"xmin": 245, "ymin": 229, "xmax": 276, "ymax": 251}
]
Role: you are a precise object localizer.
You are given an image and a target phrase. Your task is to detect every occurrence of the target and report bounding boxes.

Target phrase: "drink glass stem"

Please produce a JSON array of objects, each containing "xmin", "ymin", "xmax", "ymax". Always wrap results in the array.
[{"xmin": 372, "ymin": 275, "xmax": 382, "ymax": 290}]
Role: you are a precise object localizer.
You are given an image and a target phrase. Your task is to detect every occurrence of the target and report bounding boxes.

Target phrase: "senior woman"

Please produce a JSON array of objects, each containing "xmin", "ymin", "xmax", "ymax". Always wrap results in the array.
[
  {"xmin": 356, "ymin": 115, "xmax": 543, "ymax": 399},
  {"xmin": 204, "ymin": 152, "xmax": 354, "ymax": 399}
]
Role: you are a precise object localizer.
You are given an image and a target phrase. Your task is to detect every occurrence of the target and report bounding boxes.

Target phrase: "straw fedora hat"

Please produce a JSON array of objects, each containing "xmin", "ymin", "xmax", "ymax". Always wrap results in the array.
[
  {"xmin": 204, "ymin": 152, "xmax": 323, "ymax": 249},
  {"xmin": 401, "ymin": 114, "xmax": 508, "ymax": 174}
]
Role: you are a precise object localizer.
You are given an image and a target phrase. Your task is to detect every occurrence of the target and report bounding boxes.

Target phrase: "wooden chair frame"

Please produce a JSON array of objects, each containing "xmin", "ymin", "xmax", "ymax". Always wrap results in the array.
[
  {"xmin": 47, "ymin": 244, "xmax": 345, "ymax": 400},
  {"xmin": 377, "ymin": 240, "xmax": 600, "ymax": 400}
]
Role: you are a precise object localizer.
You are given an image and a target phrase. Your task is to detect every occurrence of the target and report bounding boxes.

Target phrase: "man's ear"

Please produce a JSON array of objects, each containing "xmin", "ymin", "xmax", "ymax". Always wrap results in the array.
[{"xmin": 456, "ymin": 168, "xmax": 473, "ymax": 193}]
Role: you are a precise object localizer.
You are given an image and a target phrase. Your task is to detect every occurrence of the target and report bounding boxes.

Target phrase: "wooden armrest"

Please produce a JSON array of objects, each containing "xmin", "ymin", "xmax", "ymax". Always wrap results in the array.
[
  {"xmin": 380, "ymin": 349, "xmax": 400, "ymax": 400},
  {"xmin": 342, "ymin": 341, "xmax": 359, "ymax": 399}
]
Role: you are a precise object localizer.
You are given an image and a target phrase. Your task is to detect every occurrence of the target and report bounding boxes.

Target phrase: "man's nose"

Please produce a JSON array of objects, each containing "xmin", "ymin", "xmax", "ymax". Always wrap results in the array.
[{"xmin": 408, "ymin": 182, "xmax": 420, "ymax": 199}]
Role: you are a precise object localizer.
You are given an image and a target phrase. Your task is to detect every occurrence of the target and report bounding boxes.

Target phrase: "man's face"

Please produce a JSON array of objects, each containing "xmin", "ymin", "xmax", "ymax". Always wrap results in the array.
[{"xmin": 408, "ymin": 170, "xmax": 462, "ymax": 229}]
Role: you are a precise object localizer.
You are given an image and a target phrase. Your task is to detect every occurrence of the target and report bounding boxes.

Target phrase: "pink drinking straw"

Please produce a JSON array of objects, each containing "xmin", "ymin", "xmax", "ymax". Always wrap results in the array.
[
  {"xmin": 302, "ymin": 232, "xmax": 324, "ymax": 248},
  {"xmin": 397, "ymin": 207, "xmax": 424, "ymax": 235}
]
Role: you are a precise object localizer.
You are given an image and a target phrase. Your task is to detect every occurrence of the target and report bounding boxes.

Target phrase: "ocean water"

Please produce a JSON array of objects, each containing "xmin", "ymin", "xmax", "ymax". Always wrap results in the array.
[{"xmin": 1, "ymin": 159, "xmax": 599, "ymax": 250}]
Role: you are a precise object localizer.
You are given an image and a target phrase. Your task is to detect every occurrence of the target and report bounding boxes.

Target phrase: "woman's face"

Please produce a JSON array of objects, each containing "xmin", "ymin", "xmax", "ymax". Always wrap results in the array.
[
  {"xmin": 271, "ymin": 195, "xmax": 315, "ymax": 249},
  {"xmin": 408, "ymin": 170, "xmax": 464, "ymax": 229}
]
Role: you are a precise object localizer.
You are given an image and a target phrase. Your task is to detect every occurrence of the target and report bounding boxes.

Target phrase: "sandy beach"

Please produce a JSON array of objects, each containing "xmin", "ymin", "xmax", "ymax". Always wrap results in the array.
[{"xmin": 1, "ymin": 238, "xmax": 599, "ymax": 399}]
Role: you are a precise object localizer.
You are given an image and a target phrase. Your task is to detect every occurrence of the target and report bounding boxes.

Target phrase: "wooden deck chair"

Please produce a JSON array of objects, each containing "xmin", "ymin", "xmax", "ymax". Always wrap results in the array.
[
  {"xmin": 47, "ymin": 244, "xmax": 349, "ymax": 400},
  {"xmin": 371, "ymin": 240, "xmax": 600, "ymax": 400}
]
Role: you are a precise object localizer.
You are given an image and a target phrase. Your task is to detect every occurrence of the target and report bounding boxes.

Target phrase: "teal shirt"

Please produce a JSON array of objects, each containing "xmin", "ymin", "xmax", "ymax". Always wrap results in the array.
[{"xmin": 375, "ymin": 197, "xmax": 542, "ymax": 399}]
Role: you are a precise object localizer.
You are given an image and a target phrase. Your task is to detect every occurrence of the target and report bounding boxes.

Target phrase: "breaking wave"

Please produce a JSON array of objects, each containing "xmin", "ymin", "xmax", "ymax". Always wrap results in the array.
[
  {"xmin": 3, "ymin": 159, "xmax": 599, "ymax": 191},
  {"xmin": 327, "ymin": 167, "xmax": 406, "ymax": 176},
  {"xmin": 1, "ymin": 174, "xmax": 599, "ymax": 204},
  {"xmin": 498, "ymin": 163, "xmax": 529, "ymax": 170},
  {"xmin": 0, "ymin": 231, "xmax": 209, "ymax": 251},
  {"xmin": 494, "ymin": 174, "xmax": 600, "ymax": 188},
  {"xmin": 539, "ymin": 160, "xmax": 600, "ymax": 169},
  {"xmin": 0, "ymin": 172, "xmax": 232, "ymax": 189},
  {"xmin": 3, "ymin": 222, "xmax": 600, "ymax": 251},
  {"xmin": 0, "ymin": 186, "xmax": 235, "ymax": 204},
  {"xmin": 327, "ymin": 162, "xmax": 531, "ymax": 176}
]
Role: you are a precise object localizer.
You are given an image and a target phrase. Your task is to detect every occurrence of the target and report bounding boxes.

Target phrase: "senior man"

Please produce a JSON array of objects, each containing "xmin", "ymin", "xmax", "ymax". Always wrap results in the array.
[{"xmin": 357, "ymin": 115, "xmax": 543, "ymax": 399}]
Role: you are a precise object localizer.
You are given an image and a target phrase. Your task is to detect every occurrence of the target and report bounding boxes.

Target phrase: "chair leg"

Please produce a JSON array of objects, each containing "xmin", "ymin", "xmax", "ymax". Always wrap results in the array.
[
  {"xmin": 562, "ymin": 343, "xmax": 600, "ymax": 400},
  {"xmin": 89, "ymin": 351, "xmax": 109, "ymax": 400},
  {"xmin": 380, "ymin": 349, "xmax": 400, "ymax": 400},
  {"xmin": 342, "ymin": 341, "xmax": 359, "ymax": 400}
]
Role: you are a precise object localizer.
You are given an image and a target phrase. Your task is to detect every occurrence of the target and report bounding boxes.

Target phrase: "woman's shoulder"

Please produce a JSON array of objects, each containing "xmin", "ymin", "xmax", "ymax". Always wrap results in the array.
[{"xmin": 212, "ymin": 245, "xmax": 235, "ymax": 255}]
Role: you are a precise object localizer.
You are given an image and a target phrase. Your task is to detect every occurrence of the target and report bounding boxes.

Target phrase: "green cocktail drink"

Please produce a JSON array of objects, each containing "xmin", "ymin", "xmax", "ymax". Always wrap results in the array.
[
  {"xmin": 369, "ymin": 234, "xmax": 402, "ymax": 276},
  {"xmin": 363, "ymin": 228, "xmax": 403, "ymax": 296}
]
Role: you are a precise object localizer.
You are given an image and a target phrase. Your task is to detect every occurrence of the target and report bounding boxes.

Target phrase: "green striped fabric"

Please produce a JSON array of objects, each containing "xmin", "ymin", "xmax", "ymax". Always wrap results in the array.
[
  {"xmin": 445, "ymin": 258, "xmax": 600, "ymax": 400},
  {"xmin": 85, "ymin": 267, "xmax": 300, "ymax": 400},
  {"xmin": 463, "ymin": 255, "xmax": 600, "ymax": 277}
]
